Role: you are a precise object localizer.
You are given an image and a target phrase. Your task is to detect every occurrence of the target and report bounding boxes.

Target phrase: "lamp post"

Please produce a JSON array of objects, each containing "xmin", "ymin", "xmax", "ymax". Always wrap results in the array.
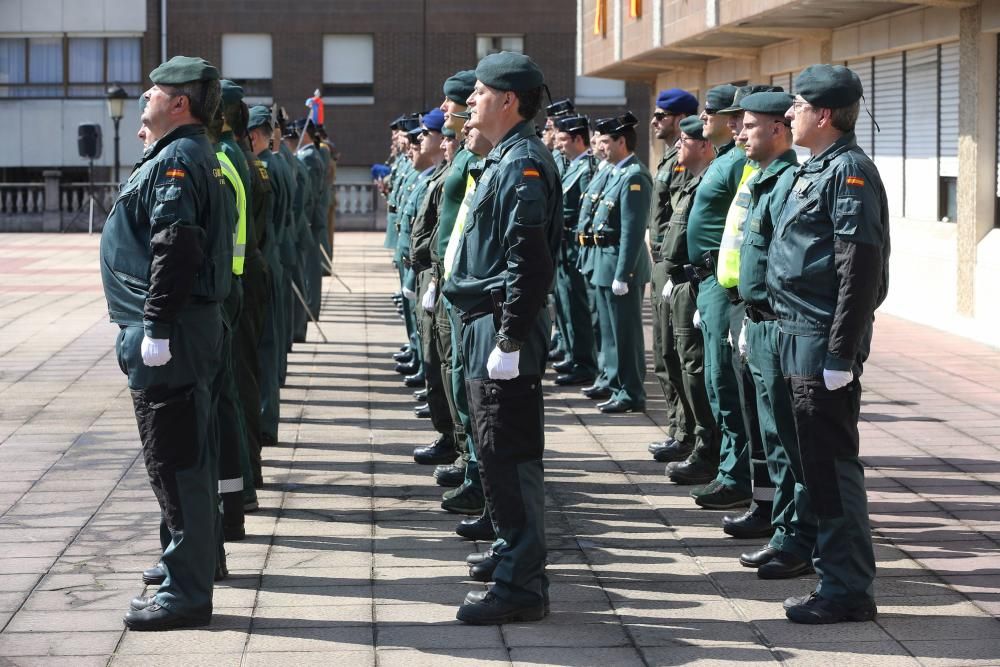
[{"xmin": 105, "ymin": 84, "xmax": 128, "ymax": 184}]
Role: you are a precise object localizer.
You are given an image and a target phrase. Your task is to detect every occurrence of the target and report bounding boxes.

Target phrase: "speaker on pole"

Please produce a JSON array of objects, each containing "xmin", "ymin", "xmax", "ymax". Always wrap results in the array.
[{"xmin": 78, "ymin": 123, "xmax": 102, "ymax": 160}]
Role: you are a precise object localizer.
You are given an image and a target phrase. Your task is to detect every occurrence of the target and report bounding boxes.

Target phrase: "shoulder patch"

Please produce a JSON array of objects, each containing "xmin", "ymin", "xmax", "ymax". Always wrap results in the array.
[
  {"xmin": 846, "ymin": 176, "xmax": 865, "ymax": 187},
  {"xmin": 522, "ymin": 168, "xmax": 540, "ymax": 178},
  {"xmin": 629, "ymin": 184, "xmax": 642, "ymax": 191},
  {"xmin": 673, "ymin": 165, "xmax": 686, "ymax": 172},
  {"xmin": 164, "ymin": 168, "xmax": 186, "ymax": 179}
]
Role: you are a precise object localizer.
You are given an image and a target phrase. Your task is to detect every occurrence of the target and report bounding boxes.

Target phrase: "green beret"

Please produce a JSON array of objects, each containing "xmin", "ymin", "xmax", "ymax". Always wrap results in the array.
[
  {"xmin": 739, "ymin": 91, "xmax": 794, "ymax": 117},
  {"xmin": 794, "ymin": 64, "xmax": 863, "ymax": 109},
  {"xmin": 247, "ymin": 105, "xmax": 272, "ymax": 131},
  {"xmin": 679, "ymin": 116, "xmax": 705, "ymax": 141},
  {"xmin": 220, "ymin": 79, "xmax": 244, "ymax": 106},
  {"xmin": 443, "ymin": 70, "xmax": 476, "ymax": 104},
  {"xmin": 451, "ymin": 109, "xmax": 472, "ymax": 120},
  {"xmin": 719, "ymin": 84, "xmax": 782, "ymax": 114},
  {"xmin": 705, "ymin": 84, "xmax": 737, "ymax": 113},
  {"xmin": 475, "ymin": 51, "xmax": 544, "ymax": 92},
  {"xmin": 149, "ymin": 55, "xmax": 219, "ymax": 85},
  {"xmin": 442, "ymin": 126, "xmax": 456, "ymax": 138},
  {"xmin": 138, "ymin": 95, "xmax": 147, "ymax": 113}
]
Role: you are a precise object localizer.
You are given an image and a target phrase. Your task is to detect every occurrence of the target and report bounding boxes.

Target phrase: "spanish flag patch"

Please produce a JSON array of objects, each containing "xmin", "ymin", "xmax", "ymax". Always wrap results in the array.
[
  {"xmin": 522, "ymin": 168, "xmax": 540, "ymax": 178},
  {"xmin": 846, "ymin": 176, "xmax": 865, "ymax": 187},
  {"xmin": 673, "ymin": 165, "xmax": 686, "ymax": 172},
  {"xmin": 630, "ymin": 184, "xmax": 642, "ymax": 191},
  {"xmin": 165, "ymin": 168, "xmax": 186, "ymax": 179}
]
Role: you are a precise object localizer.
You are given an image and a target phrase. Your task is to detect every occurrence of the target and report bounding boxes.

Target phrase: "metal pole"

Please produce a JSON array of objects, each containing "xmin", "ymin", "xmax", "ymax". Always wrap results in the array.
[
  {"xmin": 112, "ymin": 117, "xmax": 121, "ymax": 185},
  {"xmin": 290, "ymin": 281, "xmax": 329, "ymax": 343}
]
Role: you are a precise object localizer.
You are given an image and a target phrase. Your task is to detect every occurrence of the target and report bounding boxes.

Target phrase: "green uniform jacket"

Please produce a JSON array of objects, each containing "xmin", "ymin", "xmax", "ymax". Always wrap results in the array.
[
  {"xmin": 649, "ymin": 143, "xmax": 690, "ymax": 255},
  {"xmin": 560, "ymin": 152, "xmax": 594, "ymax": 267},
  {"xmin": 436, "ymin": 148, "xmax": 477, "ymax": 261},
  {"xmin": 273, "ymin": 145, "xmax": 301, "ymax": 269},
  {"xmin": 687, "ymin": 141, "xmax": 746, "ymax": 266},
  {"xmin": 590, "ymin": 154, "xmax": 653, "ymax": 287},
  {"xmin": 575, "ymin": 161, "xmax": 615, "ymax": 277},
  {"xmin": 443, "ymin": 121, "xmax": 562, "ymax": 345},
  {"xmin": 385, "ymin": 156, "xmax": 413, "ymax": 250},
  {"xmin": 100, "ymin": 124, "xmax": 233, "ymax": 339},
  {"xmin": 766, "ymin": 132, "xmax": 891, "ymax": 371},
  {"xmin": 736, "ymin": 149, "xmax": 798, "ymax": 309},
  {"xmin": 296, "ymin": 144, "xmax": 326, "ymax": 234},
  {"xmin": 257, "ymin": 148, "xmax": 291, "ymax": 265},
  {"xmin": 244, "ymin": 143, "xmax": 273, "ymax": 258},
  {"xmin": 219, "ymin": 132, "xmax": 256, "ymax": 256},
  {"xmin": 395, "ymin": 166, "xmax": 435, "ymax": 267},
  {"xmin": 409, "ymin": 161, "xmax": 450, "ymax": 272}
]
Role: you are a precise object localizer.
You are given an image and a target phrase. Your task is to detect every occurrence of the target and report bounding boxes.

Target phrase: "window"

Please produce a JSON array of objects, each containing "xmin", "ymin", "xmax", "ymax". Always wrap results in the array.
[
  {"xmin": 0, "ymin": 36, "xmax": 141, "ymax": 98},
  {"xmin": 476, "ymin": 35, "xmax": 524, "ymax": 60},
  {"xmin": 222, "ymin": 34, "xmax": 272, "ymax": 99},
  {"xmin": 574, "ymin": 75, "xmax": 625, "ymax": 106},
  {"xmin": 322, "ymin": 34, "xmax": 374, "ymax": 104}
]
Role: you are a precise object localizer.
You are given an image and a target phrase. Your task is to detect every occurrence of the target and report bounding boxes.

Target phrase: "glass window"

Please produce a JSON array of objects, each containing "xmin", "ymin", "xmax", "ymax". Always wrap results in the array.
[
  {"xmin": 0, "ymin": 39, "xmax": 26, "ymax": 85},
  {"xmin": 29, "ymin": 38, "xmax": 62, "ymax": 83},
  {"xmin": 222, "ymin": 34, "xmax": 272, "ymax": 80},
  {"xmin": 574, "ymin": 75, "xmax": 625, "ymax": 105},
  {"xmin": 323, "ymin": 34, "xmax": 374, "ymax": 104},
  {"xmin": 476, "ymin": 35, "xmax": 524, "ymax": 60},
  {"xmin": 107, "ymin": 38, "xmax": 140, "ymax": 83},
  {"xmin": 69, "ymin": 38, "xmax": 104, "ymax": 82}
]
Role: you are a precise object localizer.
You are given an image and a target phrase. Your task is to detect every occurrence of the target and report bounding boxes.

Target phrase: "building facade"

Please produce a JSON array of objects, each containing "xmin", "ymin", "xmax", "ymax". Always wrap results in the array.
[{"xmin": 579, "ymin": 0, "xmax": 1000, "ymax": 342}]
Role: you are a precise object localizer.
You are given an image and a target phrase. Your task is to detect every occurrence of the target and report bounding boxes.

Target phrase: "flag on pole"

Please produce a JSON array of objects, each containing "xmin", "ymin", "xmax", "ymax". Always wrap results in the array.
[
  {"xmin": 594, "ymin": 0, "xmax": 606, "ymax": 36},
  {"xmin": 306, "ymin": 89, "xmax": 325, "ymax": 126}
]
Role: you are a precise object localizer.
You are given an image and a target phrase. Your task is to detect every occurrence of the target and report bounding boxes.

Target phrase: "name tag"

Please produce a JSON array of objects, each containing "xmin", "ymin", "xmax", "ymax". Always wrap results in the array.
[
  {"xmin": 749, "ymin": 217, "xmax": 761, "ymax": 233},
  {"xmin": 735, "ymin": 192, "xmax": 751, "ymax": 208}
]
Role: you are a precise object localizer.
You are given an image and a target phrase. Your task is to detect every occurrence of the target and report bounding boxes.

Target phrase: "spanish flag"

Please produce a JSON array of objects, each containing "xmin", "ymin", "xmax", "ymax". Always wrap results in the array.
[
  {"xmin": 630, "ymin": 0, "xmax": 642, "ymax": 18},
  {"xmin": 594, "ymin": 0, "xmax": 606, "ymax": 36}
]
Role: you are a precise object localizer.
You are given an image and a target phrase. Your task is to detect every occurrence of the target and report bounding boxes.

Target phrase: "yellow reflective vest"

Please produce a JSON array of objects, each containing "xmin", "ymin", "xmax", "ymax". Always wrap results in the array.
[
  {"xmin": 716, "ymin": 162, "xmax": 758, "ymax": 289},
  {"xmin": 216, "ymin": 151, "xmax": 247, "ymax": 276}
]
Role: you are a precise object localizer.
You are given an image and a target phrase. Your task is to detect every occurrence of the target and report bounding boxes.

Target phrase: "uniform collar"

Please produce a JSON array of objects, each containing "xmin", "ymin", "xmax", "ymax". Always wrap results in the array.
[
  {"xmin": 485, "ymin": 121, "xmax": 535, "ymax": 164},
  {"xmin": 570, "ymin": 150, "xmax": 590, "ymax": 164},
  {"xmin": 145, "ymin": 124, "xmax": 205, "ymax": 162},
  {"xmin": 756, "ymin": 149, "xmax": 799, "ymax": 183},
  {"xmin": 715, "ymin": 139, "xmax": 736, "ymax": 157},
  {"xmin": 616, "ymin": 153, "xmax": 636, "ymax": 169},
  {"xmin": 800, "ymin": 132, "xmax": 857, "ymax": 174}
]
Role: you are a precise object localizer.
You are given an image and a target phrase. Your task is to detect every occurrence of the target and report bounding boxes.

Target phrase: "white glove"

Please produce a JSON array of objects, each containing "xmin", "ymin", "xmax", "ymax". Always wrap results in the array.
[
  {"xmin": 487, "ymin": 346, "xmax": 520, "ymax": 380},
  {"xmin": 738, "ymin": 326, "xmax": 748, "ymax": 357},
  {"xmin": 693, "ymin": 309, "xmax": 701, "ymax": 328},
  {"xmin": 661, "ymin": 279, "xmax": 674, "ymax": 300},
  {"xmin": 140, "ymin": 336, "xmax": 172, "ymax": 367},
  {"xmin": 612, "ymin": 279, "xmax": 629, "ymax": 296},
  {"xmin": 823, "ymin": 368, "xmax": 853, "ymax": 391},
  {"xmin": 421, "ymin": 282, "xmax": 437, "ymax": 312},
  {"xmin": 401, "ymin": 286, "xmax": 416, "ymax": 300}
]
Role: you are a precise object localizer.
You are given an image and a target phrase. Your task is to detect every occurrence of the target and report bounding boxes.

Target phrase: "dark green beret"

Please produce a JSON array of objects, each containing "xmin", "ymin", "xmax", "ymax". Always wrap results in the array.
[
  {"xmin": 138, "ymin": 95, "xmax": 147, "ymax": 112},
  {"xmin": 451, "ymin": 109, "xmax": 472, "ymax": 120},
  {"xmin": 679, "ymin": 116, "xmax": 705, "ymax": 141},
  {"xmin": 220, "ymin": 79, "xmax": 244, "ymax": 106},
  {"xmin": 149, "ymin": 55, "xmax": 219, "ymax": 85},
  {"xmin": 443, "ymin": 70, "xmax": 477, "ymax": 104},
  {"xmin": 705, "ymin": 84, "xmax": 737, "ymax": 113},
  {"xmin": 247, "ymin": 105, "xmax": 272, "ymax": 131},
  {"xmin": 475, "ymin": 51, "xmax": 544, "ymax": 92},
  {"xmin": 719, "ymin": 84, "xmax": 782, "ymax": 114},
  {"xmin": 739, "ymin": 91, "xmax": 794, "ymax": 117},
  {"xmin": 442, "ymin": 126, "xmax": 456, "ymax": 138},
  {"xmin": 795, "ymin": 64, "xmax": 863, "ymax": 109}
]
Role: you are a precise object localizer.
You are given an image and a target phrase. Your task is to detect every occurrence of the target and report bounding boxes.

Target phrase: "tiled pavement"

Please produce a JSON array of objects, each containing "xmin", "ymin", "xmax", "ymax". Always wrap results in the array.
[{"xmin": 0, "ymin": 232, "xmax": 998, "ymax": 667}]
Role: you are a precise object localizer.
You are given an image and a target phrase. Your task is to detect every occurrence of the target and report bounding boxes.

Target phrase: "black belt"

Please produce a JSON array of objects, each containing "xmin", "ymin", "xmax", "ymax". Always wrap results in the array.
[
  {"xmin": 594, "ymin": 232, "xmax": 619, "ymax": 248},
  {"xmin": 578, "ymin": 232, "xmax": 595, "ymax": 247},
  {"xmin": 388, "ymin": 204, "xmax": 397, "ymax": 214},
  {"xmin": 745, "ymin": 303, "xmax": 777, "ymax": 323},
  {"xmin": 459, "ymin": 288, "xmax": 504, "ymax": 328}
]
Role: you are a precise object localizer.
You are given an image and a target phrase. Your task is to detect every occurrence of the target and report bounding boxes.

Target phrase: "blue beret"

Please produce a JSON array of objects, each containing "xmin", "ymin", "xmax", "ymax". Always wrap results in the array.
[
  {"xmin": 443, "ymin": 70, "xmax": 477, "ymax": 104},
  {"xmin": 220, "ymin": 79, "xmax": 244, "ymax": 106},
  {"xmin": 422, "ymin": 108, "xmax": 445, "ymax": 132},
  {"xmin": 247, "ymin": 105, "xmax": 272, "ymax": 130},
  {"xmin": 679, "ymin": 116, "xmax": 705, "ymax": 141},
  {"xmin": 739, "ymin": 91, "xmax": 794, "ymax": 117},
  {"xmin": 705, "ymin": 84, "xmax": 737, "ymax": 113},
  {"xmin": 372, "ymin": 163, "xmax": 391, "ymax": 179},
  {"xmin": 149, "ymin": 55, "xmax": 219, "ymax": 85},
  {"xmin": 795, "ymin": 65, "xmax": 863, "ymax": 109},
  {"xmin": 656, "ymin": 88, "xmax": 698, "ymax": 115},
  {"xmin": 475, "ymin": 51, "xmax": 544, "ymax": 92}
]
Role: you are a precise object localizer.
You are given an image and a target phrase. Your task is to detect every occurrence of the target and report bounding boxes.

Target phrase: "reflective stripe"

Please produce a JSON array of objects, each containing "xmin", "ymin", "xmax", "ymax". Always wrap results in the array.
[
  {"xmin": 753, "ymin": 486, "xmax": 776, "ymax": 502},
  {"xmin": 218, "ymin": 477, "xmax": 244, "ymax": 494},
  {"xmin": 716, "ymin": 164, "xmax": 757, "ymax": 288},
  {"xmin": 216, "ymin": 152, "xmax": 247, "ymax": 276}
]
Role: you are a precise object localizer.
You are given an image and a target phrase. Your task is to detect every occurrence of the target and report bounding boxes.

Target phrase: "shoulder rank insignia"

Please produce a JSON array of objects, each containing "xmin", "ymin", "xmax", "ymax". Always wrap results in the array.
[
  {"xmin": 629, "ymin": 184, "xmax": 642, "ymax": 191},
  {"xmin": 846, "ymin": 176, "xmax": 865, "ymax": 187}
]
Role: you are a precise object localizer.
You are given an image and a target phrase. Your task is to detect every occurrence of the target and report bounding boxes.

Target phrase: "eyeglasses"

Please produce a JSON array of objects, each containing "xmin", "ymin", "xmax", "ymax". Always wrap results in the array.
[
  {"xmin": 652, "ymin": 111, "xmax": 678, "ymax": 121},
  {"xmin": 678, "ymin": 136, "xmax": 706, "ymax": 145},
  {"xmin": 791, "ymin": 99, "xmax": 813, "ymax": 112}
]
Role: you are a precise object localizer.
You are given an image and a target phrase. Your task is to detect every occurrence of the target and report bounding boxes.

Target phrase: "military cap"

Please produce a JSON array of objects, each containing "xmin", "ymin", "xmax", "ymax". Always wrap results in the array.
[
  {"xmin": 594, "ymin": 116, "xmax": 618, "ymax": 135},
  {"xmin": 247, "ymin": 105, "xmax": 272, "ymax": 131},
  {"xmin": 219, "ymin": 79, "xmax": 244, "ymax": 106},
  {"xmin": 406, "ymin": 125, "xmax": 423, "ymax": 143},
  {"xmin": 422, "ymin": 108, "xmax": 446, "ymax": 132},
  {"xmin": 739, "ymin": 91, "xmax": 794, "ymax": 117},
  {"xmin": 555, "ymin": 115, "xmax": 590, "ymax": 133},
  {"xmin": 282, "ymin": 125, "xmax": 299, "ymax": 140},
  {"xmin": 794, "ymin": 64, "xmax": 863, "ymax": 109},
  {"xmin": 442, "ymin": 126, "xmax": 456, "ymax": 138},
  {"xmin": 679, "ymin": 116, "xmax": 706, "ymax": 141},
  {"xmin": 546, "ymin": 98, "xmax": 575, "ymax": 118},
  {"xmin": 475, "ymin": 51, "xmax": 544, "ymax": 92},
  {"xmin": 656, "ymin": 88, "xmax": 698, "ymax": 115},
  {"xmin": 398, "ymin": 116, "xmax": 422, "ymax": 132},
  {"xmin": 443, "ymin": 70, "xmax": 477, "ymax": 104},
  {"xmin": 718, "ymin": 84, "xmax": 782, "ymax": 114},
  {"xmin": 704, "ymin": 84, "xmax": 738, "ymax": 113},
  {"xmin": 389, "ymin": 114, "xmax": 405, "ymax": 130},
  {"xmin": 289, "ymin": 117, "xmax": 312, "ymax": 133},
  {"xmin": 597, "ymin": 111, "xmax": 638, "ymax": 135},
  {"xmin": 149, "ymin": 55, "xmax": 219, "ymax": 85}
]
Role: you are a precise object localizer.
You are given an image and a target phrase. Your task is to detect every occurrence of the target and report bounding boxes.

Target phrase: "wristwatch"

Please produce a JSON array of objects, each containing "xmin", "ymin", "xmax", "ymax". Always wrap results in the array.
[{"xmin": 494, "ymin": 333, "xmax": 522, "ymax": 353}]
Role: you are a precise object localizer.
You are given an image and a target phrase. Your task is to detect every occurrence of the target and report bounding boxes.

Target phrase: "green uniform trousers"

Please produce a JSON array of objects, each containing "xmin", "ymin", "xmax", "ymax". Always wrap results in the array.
[
  {"xmin": 447, "ymin": 299, "xmax": 480, "ymax": 492},
  {"xmin": 745, "ymin": 320, "xmax": 817, "ymax": 559},
  {"xmin": 116, "ymin": 306, "xmax": 223, "ymax": 617},
  {"xmin": 553, "ymin": 243, "xmax": 598, "ymax": 379},
  {"xmin": 696, "ymin": 276, "xmax": 751, "ymax": 494},
  {"xmin": 417, "ymin": 268, "xmax": 455, "ymax": 440},
  {"xmin": 235, "ymin": 256, "xmax": 268, "ymax": 493},
  {"xmin": 217, "ymin": 280, "xmax": 254, "ymax": 524},
  {"xmin": 650, "ymin": 261, "xmax": 690, "ymax": 443},
  {"xmin": 670, "ymin": 282, "xmax": 718, "ymax": 458},
  {"xmin": 594, "ymin": 282, "xmax": 646, "ymax": 407},
  {"xmin": 435, "ymin": 282, "xmax": 467, "ymax": 457},
  {"xmin": 780, "ymin": 331, "xmax": 875, "ymax": 605},
  {"xmin": 401, "ymin": 264, "xmax": 422, "ymax": 367},
  {"xmin": 306, "ymin": 228, "xmax": 324, "ymax": 318},
  {"xmin": 259, "ymin": 246, "xmax": 285, "ymax": 451}
]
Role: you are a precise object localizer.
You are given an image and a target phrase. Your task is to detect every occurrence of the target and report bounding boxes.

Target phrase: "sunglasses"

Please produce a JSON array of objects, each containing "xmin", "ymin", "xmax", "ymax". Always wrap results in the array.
[{"xmin": 652, "ymin": 111, "xmax": 678, "ymax": 121}]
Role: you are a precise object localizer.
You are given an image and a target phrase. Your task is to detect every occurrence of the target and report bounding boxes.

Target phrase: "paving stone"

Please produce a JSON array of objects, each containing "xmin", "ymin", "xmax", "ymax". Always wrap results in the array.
[
  {"xmin": 0, "ymin": 630, "xmax": 122, "ymax": 656},
  {"xmin": 773, "ymin": 642, "xmax": 920, "ymax": 666},
  {"xmin": 377, "ymin": 624, "xmax": 504, "ymax": 649}
]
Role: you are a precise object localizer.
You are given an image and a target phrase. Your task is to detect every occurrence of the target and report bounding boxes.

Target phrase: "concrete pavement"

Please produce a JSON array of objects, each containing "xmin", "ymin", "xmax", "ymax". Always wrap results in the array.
[{"xmin": 0, "ymin": 232, "xmax": 998, "ymax": 666}]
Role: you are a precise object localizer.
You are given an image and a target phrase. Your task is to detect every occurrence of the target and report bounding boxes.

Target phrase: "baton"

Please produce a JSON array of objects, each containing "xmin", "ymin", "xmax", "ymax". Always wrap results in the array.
[
  {"xmin": 290, "ymin": 281, "xmax": 329, "ymax": 343},
  {"xmin": 319, "ymin": 244, "xmax": 353, "ymax": 293}
]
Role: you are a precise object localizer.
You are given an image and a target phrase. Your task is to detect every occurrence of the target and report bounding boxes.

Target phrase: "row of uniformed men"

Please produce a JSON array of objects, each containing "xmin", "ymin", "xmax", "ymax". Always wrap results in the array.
[
  {"xmin": 379, "ymin": 61, "xmax": 889, "ymax": 626},
  {"xmin": 100, "ymin": 54, "xmax": 336, "ymax": 630}
]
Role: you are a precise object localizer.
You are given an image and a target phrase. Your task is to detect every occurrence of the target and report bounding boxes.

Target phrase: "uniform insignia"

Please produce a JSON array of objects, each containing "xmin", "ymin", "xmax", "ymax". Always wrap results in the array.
[
  {"xmin": 165, "ymin": 168, "xmax": 186, "ymax": 179},
  {"xmin": 629, "ymin": 184, "xmax": 642, "ymax": 191},
  {"xmin": 846, "ymin": 176, "xmax": 865, "ymax": 187},
  {"xmin": 522, "ymin": 168, "xmax": 540, "ymax": 178},
  {"xmin": 673, "ymin": 166, "xmax": 685, "ymax": 172}
]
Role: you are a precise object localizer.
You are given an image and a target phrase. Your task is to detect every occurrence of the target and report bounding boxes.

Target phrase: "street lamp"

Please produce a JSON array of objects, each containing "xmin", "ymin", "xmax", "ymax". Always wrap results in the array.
[{"xmin": 105, "ymin": 84, "xmax": 128, "ymax": 184}]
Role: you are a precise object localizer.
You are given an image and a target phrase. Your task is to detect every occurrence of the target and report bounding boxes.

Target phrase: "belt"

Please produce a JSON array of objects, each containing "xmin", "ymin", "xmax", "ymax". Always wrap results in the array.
[
  {"xmin": 388, "ymin": 204, "xmax": 397, "ymax": 214},
  {"xmin": 593, "ymin": 232, "xmax": 620, "ymax": 248},
  {"xmin": 578, "ymin": 232, "xmax": 595, "ymax": 247},
  {"xmin": 745, "ymin": 303, "xmax": 778, "ymax": 323}
]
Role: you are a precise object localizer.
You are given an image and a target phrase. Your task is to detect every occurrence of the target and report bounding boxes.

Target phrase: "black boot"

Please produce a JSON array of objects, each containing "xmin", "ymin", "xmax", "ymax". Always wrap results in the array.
[
  {"xmin": 222, "ymin": 492, "xmax": 246, "ymax": 542},
  {"xmin": 413, "ymin": 434, "xmax": 457, "ymax": 465},
  {"xmin": 456, "ymin": 512, "xmax": 496, "ymax": 541},
  {"xmin": 457, "ymin": 591, "xmax": 544, "ymax": 624}
]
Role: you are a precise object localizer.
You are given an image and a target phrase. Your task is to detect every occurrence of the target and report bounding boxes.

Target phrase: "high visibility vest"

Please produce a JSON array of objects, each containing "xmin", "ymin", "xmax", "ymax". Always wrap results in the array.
[
  {"xmin": 716, "ymin": 163, "xmax": 757, "ymax": 289},
  {"xmin": 216, "ymin": 151, "xmax": 246, "ymax": 276}
]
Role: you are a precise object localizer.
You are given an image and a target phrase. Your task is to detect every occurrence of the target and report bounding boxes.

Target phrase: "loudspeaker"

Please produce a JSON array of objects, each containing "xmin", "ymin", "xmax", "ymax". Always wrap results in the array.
[{"xmin": 78, "ymin": 123, "xmax": 102, "ymax": 160}]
